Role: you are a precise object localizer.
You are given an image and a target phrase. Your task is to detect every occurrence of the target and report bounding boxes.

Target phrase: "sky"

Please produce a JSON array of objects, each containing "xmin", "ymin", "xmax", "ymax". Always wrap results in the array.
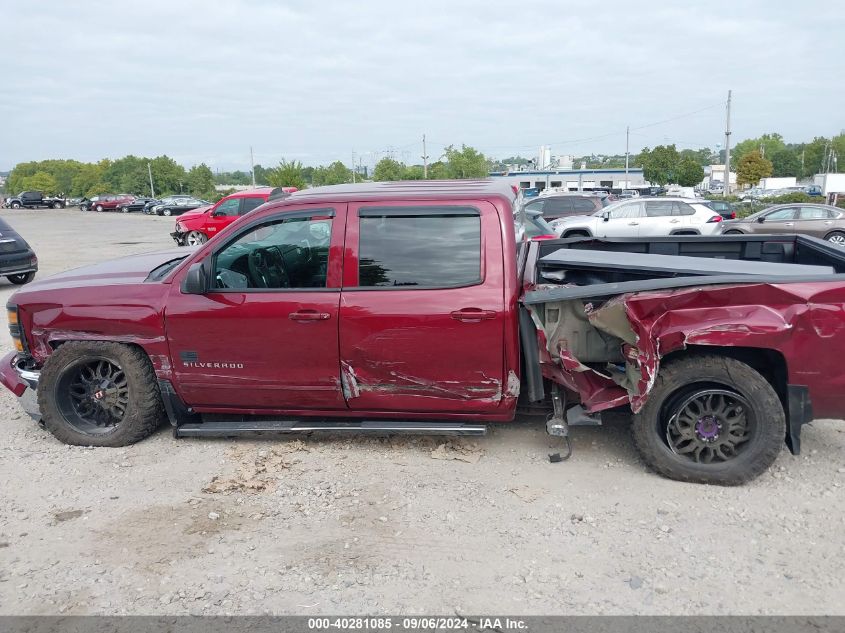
[{"xmin": 1, "ymin": 0, "xmax": 843, "ymax": 172}]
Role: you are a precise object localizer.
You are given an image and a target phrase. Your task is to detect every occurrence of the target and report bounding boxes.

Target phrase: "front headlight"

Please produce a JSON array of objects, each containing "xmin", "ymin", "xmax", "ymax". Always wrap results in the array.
[
  {"xmin": 7, "ymin": 305, "xmax": 25, "ymax": 353},
  {"xmin": 175, "ymin": 222, "xmax": 184, "ymax": 232}
]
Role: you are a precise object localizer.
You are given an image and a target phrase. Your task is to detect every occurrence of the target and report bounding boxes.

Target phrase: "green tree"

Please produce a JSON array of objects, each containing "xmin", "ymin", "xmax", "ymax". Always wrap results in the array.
[
  {"xmin": 732, "ymin": 133, "xmax": 786, "ymax": 167},
  {"xmin": 253, "ymin": 164, "xmax": 269, "ymax": 185},
  {"xmin": 737, "ymin": 150, "xmax": 773, "ymax": 187},
  {"xmin": 187, "ymin": 163, "xmax": 215, "ymax": 197},
  {"xmin": 312, "ymin": 161, "xmax": 354, "ymax": 186},
  {"xmin": 769, "ymin": 148, "xmax": 801, "ymax": 178},
  {"xmin": 636, "ymin": 145, "xmax": 680, "ymax": 186},
  {"xmin": 20, "ymin": 171, "xmax": 59, "ymax": 194},
  {"xmin": 266, "ymin": 159, "xmax": 306, "ymax": 189},
  {"xmin": 675, "ymin": 159, "xmax": 705, "ymax": 187},
  {"xmin": 373, "ymin": 157, "xmax": 407, "ymax": 181},
  {"xmin": 442, "ymin": 144, "xmax": 488, "ymax": 179},
  {"xmin": 679, "ymin": 148, "xmax": 714, "ymax": 166}
]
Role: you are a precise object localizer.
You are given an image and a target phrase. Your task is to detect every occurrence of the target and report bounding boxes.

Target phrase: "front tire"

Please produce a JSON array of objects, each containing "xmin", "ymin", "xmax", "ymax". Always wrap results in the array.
[
  {"xmin": 11, "ymin": 202, "xmax": 20, "ymax": 209},
  {"xmin": 186, "ymin": 230, "xmax": 208, "ymax": 245},
  {"xmin": 632, "ymin": 354, "xmax": 785, "ymax": 485},
  {"xmin": 724, "ymin": 230, "xmax": 743, "ymax": 235},
  {"xmin": 563, "ymin": 231, "xmax": 590, "ymax": 239},
  {"xmin": 95, "ymin": 204, "xmax": 103, "ymax": 212},
  {"xmin": 38, "ymin": 342, "xmax": 165, "ymax": 447},
  {"xmin": 7, "ymin": 272, "xmax": 35, "ymax": 285},
  {"xmin": 52, "ymin": 202, "xmax": 63, "ymax": 209}
]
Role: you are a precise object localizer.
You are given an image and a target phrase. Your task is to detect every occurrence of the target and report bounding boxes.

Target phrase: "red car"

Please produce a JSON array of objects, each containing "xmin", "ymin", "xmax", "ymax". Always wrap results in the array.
[
  {"xmin": 171, "ymin": 187, "xmax": 297, "ymax": 246},
  {"xmin": 3, "ymin": 180, "xmax": 845, "ymax": 485},
  {"xmin": 89, "ymin": 194, "xmax": 135, "ymax": 212}
]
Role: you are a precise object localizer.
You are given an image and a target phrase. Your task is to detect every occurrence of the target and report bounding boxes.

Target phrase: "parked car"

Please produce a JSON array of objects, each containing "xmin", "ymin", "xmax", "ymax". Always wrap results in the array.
[
  {"xmin": 702, "ymin": 199, "xmax": 737, "ymax": 220},
  {"xmin": 116, "ymin": 196, "xmax": 156, "ymax": 213},
  {"xmin": 0, "ymin": 216, "xmax": 38, "ymax": 285},
  {"xmin": 4, "ymin": 191, "xmax": 66, "ymax": 209},
  {"xmin": 81, "ymin": 194, "xmax": 134, "ymax": 212},
  {"xmin": 550, "ymin": 197, "xmax": 724, "ymax": 238},
  {"xmin": 153, "ymin": 197, "xmax": 210, "ymax": 217},
  {"xmin": 619, "ymin": 189, "xmax": 640, "ymax": 199},
  {"xmin": 143, "ymin": 195, "xmax": 191, "ymax": 214},
  {"xmin": 171, "ymin": 187, "xmax": 294, "ymax": 246},
  {"xmin": 523, "ymin": 193, "xmax": 609, "ymax": 222},
  {"xmin": 3, "ymin": 180, "xmax": 845, "ymax": 487},
  {"xmin": 719, "ymin": 203, "xmax": 845, "ymax": 244}
]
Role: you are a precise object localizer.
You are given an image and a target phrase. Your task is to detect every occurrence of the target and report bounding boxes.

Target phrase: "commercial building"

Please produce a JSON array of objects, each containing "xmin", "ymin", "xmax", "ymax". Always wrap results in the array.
[{"xmin": 488, "ymin": 167, "xmax": 646, "ymax": 192}]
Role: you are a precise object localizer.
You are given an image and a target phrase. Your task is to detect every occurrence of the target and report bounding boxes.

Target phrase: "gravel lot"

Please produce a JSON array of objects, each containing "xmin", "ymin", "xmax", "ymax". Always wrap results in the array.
[{"xmin": 0, "ymin": 208, "xmax": 844, "ymax": 616}]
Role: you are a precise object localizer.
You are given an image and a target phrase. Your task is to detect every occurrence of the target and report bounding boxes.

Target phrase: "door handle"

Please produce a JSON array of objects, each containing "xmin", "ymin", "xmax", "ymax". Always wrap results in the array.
[
  {"xmin": 784, "ymin": 223, "xmax": 794, "ymax": 226},
  {"xmin": 669, "ymin": 219, "xmax": 680, "ymax": 223},
  {"xmin": 289, "ymin": 310, "xmax": 330, "ymax": 322},
  {"xmin": 451, "ymin": 308, "xmax": 497, "ymax": 322},
  {"xmin": 628, "ymin": 222, "xmax": 639, "ymax": 226}
]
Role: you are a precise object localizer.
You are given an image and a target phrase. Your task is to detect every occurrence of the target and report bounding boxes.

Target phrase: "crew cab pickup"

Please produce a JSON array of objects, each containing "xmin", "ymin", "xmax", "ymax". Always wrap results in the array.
[
  {"xmin": 5, "ymin": 191, "xmax": 66, "ymax": 209},
  {"xmin": 3, "ymin": 180, "xmax": 845, "ymax": 485}
]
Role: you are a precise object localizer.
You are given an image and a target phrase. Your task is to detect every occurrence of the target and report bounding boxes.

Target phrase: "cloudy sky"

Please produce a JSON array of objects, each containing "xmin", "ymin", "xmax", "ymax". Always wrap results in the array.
[{"xmin": 1, "ymin": 0, "xmax": 843, "ymax": 171}]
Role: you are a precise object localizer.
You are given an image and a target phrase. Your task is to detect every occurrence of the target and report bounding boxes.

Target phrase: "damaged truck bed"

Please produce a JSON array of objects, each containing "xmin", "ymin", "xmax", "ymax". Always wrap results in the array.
[{"xmin": 4, "ymin": 180, "xmax": 845, "ymax": 485}]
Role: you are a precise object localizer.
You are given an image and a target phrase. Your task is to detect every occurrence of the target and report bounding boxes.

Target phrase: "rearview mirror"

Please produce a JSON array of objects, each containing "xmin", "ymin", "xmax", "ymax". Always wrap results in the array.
[
  {"xmin": 601, "ymin": 211, "xmax": 611, "ymax": 222},
  {"xmin": 181, "ymin": 262, "xmax": 208, "ymax": 294}
]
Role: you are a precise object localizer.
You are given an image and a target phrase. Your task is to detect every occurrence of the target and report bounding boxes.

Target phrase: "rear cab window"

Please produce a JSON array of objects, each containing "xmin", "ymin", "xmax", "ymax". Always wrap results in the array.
[{"xmin": 356, "ymin": 207, "xmax": 481, "ymax": 288}]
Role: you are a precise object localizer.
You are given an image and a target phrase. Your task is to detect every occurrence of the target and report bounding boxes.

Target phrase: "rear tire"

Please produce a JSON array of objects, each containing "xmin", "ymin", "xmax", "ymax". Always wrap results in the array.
[
  {"xmin": 632, "ymin": 354, "xmax": 785, "ymax": 485},
  {"xmin": 52, "ymin": 201, "xmax": 63, "ymax": 209},
  {"xmin": 95, "ymin": 204, "xmax": 103, "ymax": 212},
  {"xmin": 825, "ymin": 231, "xmax": 845, "ymax": 246},
  {"xmin": 7, "ymin": 272, "xmax": 35, "ymax": 285},
  {"xmin": 38, "ymin": 342, "xmax": 165, "ymax": 447},
  {"xmin": 163, "ymin": 208, "xmax": 172, "ymax": 216}
]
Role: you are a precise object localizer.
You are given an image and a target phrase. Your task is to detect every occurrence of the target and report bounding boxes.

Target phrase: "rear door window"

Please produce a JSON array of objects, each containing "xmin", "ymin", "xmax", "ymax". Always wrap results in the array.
[
  {"xmin": 241, "ymin": 197, "xmax": 266, "ymax": 214},
  {"xmin": 357, "ymin": 207, "xmax": 481, "ymax": 288},
  {"xmin": 799, "ymin": 206, "xmax": 834, "ymax": 220},
  {"xmin": 571, "ymin": 198, "xmax": 598, "ymax": 214},
  {"xmin": 542, "ymin": 197, "xmax": 574, "ymax": 219}
]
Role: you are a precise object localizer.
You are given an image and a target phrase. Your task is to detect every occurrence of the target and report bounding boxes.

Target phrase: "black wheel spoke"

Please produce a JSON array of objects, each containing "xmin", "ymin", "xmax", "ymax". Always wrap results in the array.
[
  {"xmin": 58, "ymin": 357, "xmax": 128, "ymax": 434},
  {"xmin": 666, "ymin": 388, "xmax": 754, "ymax": 465}
]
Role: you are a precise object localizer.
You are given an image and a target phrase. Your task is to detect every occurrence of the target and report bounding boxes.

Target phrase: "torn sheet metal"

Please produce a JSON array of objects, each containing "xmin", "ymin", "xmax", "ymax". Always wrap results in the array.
[{"xmin": 531, "ymin": 281, "xmax": 845, "ymax": 417}]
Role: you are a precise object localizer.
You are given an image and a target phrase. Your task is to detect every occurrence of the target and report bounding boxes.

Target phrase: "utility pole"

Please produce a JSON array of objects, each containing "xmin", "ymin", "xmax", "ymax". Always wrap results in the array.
[
  {"xmin": 624, "ymin": 125, "xmax": 630, "ymax": 189},
  {"xmin": 422, "ymin": 134, "xmax": 429, "ymax": 179},
  {"xmin": 250, "ymin": 147, "xmax": 256, "ymax": 187},
  {"xmin": 147, "ymin": 162, "xmax": 155, "ymax": 198},
  {"xmin": 351, "ymin": 151, "xmax": 356, "ymax": 183},
  {"xmin": 723, "ymin": 90, "xmax": 732, "ymax": 198}
]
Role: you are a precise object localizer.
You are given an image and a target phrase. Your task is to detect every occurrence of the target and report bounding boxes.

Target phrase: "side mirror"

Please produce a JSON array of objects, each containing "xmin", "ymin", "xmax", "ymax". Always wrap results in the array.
[
  {"xmin": 756, "ymin": 216, "xmax": 766, "ymax": 223},
  {"xmin": 181, "ymin": 262, "xmax": 208, "ymax": 294},
  {"xmin": 602, "ymin": 211, "xmax": 611, "ymax": 222},
  {"xmin": 212, "ymin": 210, "xmax": 225, "ymax": 218}
]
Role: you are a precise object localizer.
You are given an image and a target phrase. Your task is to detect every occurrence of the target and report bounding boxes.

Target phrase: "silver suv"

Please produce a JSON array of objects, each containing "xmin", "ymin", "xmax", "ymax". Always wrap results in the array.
[{"xmin": 549, "ymin": 197, "xmax": 725, "ymax": 238}]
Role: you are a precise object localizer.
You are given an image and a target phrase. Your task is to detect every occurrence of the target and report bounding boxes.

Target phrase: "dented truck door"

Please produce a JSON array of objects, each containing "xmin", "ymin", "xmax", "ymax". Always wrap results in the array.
[
  {"xmin": 164, "ymin": 204, "xmax": 347, "ymax": 410},
  {"xmin": 338, "ymin": 201, "xmax": 507, "ymax": 413}
]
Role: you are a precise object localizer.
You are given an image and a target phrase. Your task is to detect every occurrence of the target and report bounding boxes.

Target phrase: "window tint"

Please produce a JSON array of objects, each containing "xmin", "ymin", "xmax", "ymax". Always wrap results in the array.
[
  {"xmin": 799, "ymin": 206, "xmax": 833, "ymax": 220},
  {"xmin": 608, "ymin": 202, "xmax": 643, "ymax": 219},
  {"xmin": 542, "ymin": 197, "xmax": 574, "ymax": 218},
  {"xmin": 764, "ymin": 208, "xmax": 797, "ymax": 221},
  {"xmin": 215, "ymin": 198, "xmax": 241, "ymax": 216},
  {"xmin": 358, "ymin": 208, "xmax": 481, "ymax": 288},
  {"xmin": 214, "ymin": 213, "xmax": 334, "ymax": 290},
  {"xmin": 523, "ymin": 199, "xmax": 544, "ymax": 213},
  {"xmin": 572, "ymin": 198, "xmax": 599, "ymax": 213},
  {"xmin": 241, "ymin": 197, "xmax": 266, "ymax": 214}
]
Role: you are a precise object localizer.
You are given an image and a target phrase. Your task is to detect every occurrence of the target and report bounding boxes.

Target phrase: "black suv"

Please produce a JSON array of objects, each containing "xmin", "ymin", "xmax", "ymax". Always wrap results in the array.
[
  {"xmin": 0, "ymin": 217, "xmax": 38, "ymax": 284},
  {"xmin": 523, "ymin": 193, "xmax": 609, "ymax": 221},
  {"xmin": 4, "ymin": 191, "xmax": 66, "ymax": 210}
]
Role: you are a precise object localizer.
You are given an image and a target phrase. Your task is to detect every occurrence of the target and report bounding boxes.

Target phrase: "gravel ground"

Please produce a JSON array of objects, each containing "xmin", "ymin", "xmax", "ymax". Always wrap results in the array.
[{"xmin": 0, "ymin": 208, "xmax": 844, "ymax": 616}]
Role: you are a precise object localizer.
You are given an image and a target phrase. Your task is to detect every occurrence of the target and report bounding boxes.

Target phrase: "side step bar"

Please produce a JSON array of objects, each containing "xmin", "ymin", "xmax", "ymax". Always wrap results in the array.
[{"xmin": 175, "ymin": 420, "xmax": 487, "ymax": 438}]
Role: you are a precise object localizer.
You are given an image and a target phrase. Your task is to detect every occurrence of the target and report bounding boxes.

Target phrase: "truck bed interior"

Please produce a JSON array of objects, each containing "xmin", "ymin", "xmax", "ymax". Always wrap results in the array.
[{"xmin": 525, "ymin": 234, "xmax": 845, "ymax": 303}]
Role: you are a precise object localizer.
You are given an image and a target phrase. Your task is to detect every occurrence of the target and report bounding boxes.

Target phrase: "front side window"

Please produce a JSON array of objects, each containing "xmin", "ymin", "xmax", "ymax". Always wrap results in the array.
[
  {"xmin": 523, "ymin": 199, "xmax": 544, "ymax": 213},
  {"xmin": 214, "ymin": 198, "xmax": 241, "ymax": 216},
  {"xmin": 358, "ymin": 208, "xmax": 481, "ymax": 288},
  {"xmin": 214, "ymin": 213, "xmax": 334, "ymax": 290},
  {"xmin": 543, "ymin": 197, "xmax": 574, "ymax": 218},
  {"xmin": 572, "ymin": 198, "xmax": 599, "ymax": 213},
  {"xmin": 764, "ymin": 208, "xmax": 797, "ymax": 221},
  {"xmin": 608, "ymin": 202, "xmax": 643, "ymax": 219}
]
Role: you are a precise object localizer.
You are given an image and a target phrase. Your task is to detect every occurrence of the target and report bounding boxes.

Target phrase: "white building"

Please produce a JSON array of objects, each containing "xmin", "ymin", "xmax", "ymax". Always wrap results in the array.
[{"xmin": 489, "ymin": 167, "xmax": 646, "ymax": 192}]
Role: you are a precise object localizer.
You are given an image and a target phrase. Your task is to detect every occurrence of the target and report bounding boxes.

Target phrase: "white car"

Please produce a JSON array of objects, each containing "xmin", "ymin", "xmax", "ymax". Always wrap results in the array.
[{"xmin": 549, "ymin": 197, "xmax": 725, "ymax": 239}]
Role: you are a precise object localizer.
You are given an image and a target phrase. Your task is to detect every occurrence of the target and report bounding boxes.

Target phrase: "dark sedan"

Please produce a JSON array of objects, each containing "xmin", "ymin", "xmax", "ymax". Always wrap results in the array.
[
  {"xmin": 702, "ymin": 199, "xmax": 737, "ymax": 220},
  {"xmin": 117, "ymin": 197, "xmax": 156, "ymax": 213},
  {"xmin": 720, "ymin": 203, "xmax": 845, "ymax": 245},
  {"xmin": 0, "ymin": 217, "xmax": 38, "ymax": 285}
]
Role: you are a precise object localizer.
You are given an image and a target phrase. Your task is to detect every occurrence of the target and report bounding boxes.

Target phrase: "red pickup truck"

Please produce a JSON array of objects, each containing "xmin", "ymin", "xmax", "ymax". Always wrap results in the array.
[{"xmin": 3, "ymin": 180, "xmax": 845, "ymax": 485}]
